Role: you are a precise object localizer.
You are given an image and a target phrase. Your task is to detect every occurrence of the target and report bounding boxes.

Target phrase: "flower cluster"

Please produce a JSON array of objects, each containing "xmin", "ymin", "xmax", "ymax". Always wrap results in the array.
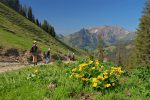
[
  {"xmin": 69, "ymin": 59, "xmax": 124, "ymax": 90},
  {"xmin": 27, "ymin": 68, "xmax": 39, "ymax": 80}
]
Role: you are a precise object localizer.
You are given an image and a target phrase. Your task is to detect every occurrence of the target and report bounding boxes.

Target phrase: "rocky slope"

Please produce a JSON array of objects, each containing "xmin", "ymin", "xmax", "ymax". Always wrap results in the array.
[{"xmin": 63, "ymin": 26, "xmax": 135, "ymax": 50}]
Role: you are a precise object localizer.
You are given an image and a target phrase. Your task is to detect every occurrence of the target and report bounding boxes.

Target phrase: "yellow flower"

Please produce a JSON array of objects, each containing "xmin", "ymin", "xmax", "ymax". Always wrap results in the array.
[
  {"xmin": 101, "ymin": 66, "xmax": 104, "ymax": 69},
  {"xmin": 93, "ymin": 82, "xmax": 98, "ymax": 87},
  {"xmin": 103, "ymin": 71, "xmax": 108, "ymax": 75},
  {"xmin": 79, "ymin": 63, "xmax": 88, "ymax": 67},
  {"xmin": 34, "ymin": 69, "xmax": 38, "ymax": 74},
  {"xmin": 70, "ymin": 74, "xmax": 73, "ymax": 78},
  {"xmin": 95, "ymin": 60, "xmax": 100, "ymax": 65},
  {"xmin": 75, "ymin": 74, "xmax": 79, "ymax": 78},
  {"xmin": 81, "ymin": 78, "xmax": 88, "ymax": 81},
  {"xmin": 112, "ymin": 67, "xmax": 124, "ymax": 75},
  {"xmin": 79, "ymin": 67, "xmax": 82, "ymax": 71},
  {"xmin": 79, "ymin": 63, "xmax": 88, "ymax": 71},
  {"xmin": 110, "ymin": 69, "xmax": 114, "ymax": 75},
  {"xmin": 104, "ymin": 75, "xmax": 108, "ymax": 79},
  {"xmin": 79, "ymin": 74, "xmax": 84, "ymax": 78},
  {"xmin": 97, "ymin": 75, "xmax": 105, "ymax": 81},
  {"xmin": 119, "ymin": 70, "xmax": 124, "ymax": 74},
  {"xmin": 105, "ymin": 83, "xmax": 111, "ymax": 88},
  {"xmin": 92, "ymin": 78, "xmax": 98, "ymax": 83},
  {"xmin": 88, "ymin": 60, "xmax": 93, "ymax": 64},
  {"xmin": 72, "ymin": 68, "xmax": 77, "ymax": 72},
  {"xmin": 91, "ymin": 67, "xmax": 96, "ymax": 70}
]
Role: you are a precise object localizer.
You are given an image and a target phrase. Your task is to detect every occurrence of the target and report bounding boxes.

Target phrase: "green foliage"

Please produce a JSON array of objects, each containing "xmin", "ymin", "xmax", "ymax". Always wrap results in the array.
[
  {"xmin": 27, "ymin": 6, "xmax": 34, "ymax": 22},
  {"xmin": 35, "ymin": 19, "xmax": 40, "ymax": 26},
  {"xmin": 135, "ymin": 1, "xmax": 150, "ymax": 67},
  {"xmin": 42, "ymin": 20, "xmax": 56, "ymax": 37},
  {"xmin": 0, "ymin": 0, "xmax": 20, "ymax": 12}
]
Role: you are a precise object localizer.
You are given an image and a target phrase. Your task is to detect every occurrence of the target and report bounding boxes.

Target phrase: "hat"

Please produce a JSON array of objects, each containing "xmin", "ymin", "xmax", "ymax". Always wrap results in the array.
[
  {"xmin": 33, "ymin": 41, "xmax": 37, "ymax": 44},
  {"xmin": 48, "ymin": 48, "xmax": 51, "ymax": 51}
]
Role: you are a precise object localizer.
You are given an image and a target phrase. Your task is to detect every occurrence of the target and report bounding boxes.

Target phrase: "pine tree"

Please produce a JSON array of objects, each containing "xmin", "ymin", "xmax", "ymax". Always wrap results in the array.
[
  {"xmin": 19, "ymin": 5, "xmax": 27, "ymax": 17},
  {"xmin": 0, "ymin": 0, "xmax": 20, "ymax": 12},
  {"xmin": 51, "ymin": 27, "xmax": 56, "ymax": 37},
  {"xmin": 22, "ymin": 5, "xmax": 27, "ymax": 17},
  {"xmin": 32, "ymin": 15, "xmax": 35, "ymax": 23},
  {"xmin": 13, "ymin": 0, "xmax": 20, "ymax": 12},
  {"xmin": 135, "ymin": 1, "xmax": 150, "ymax": 67},
  {"xmin": 42, "ymin": 20, "xmax": 49, "ymax": 32},
  {"xmin": 27, "ymin": 6, "xmax": 33, "ymax": 22},
  {"xmin": 35, "ymin": 19, "xmax": 40, "ymax": 26}
]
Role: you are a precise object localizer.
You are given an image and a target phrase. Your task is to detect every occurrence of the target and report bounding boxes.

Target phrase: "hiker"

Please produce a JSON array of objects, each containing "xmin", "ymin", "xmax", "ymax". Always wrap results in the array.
[
  {"xmin": 72, "ymin": 53, "xmax": 75, "ymax": 61},
  {"xmin": 30, "ymin": 41, "xmax": 38, "ymax": 66},
  {"xmin": 45, "ymin": 48, "xmax": 51, "ymax": 64}
]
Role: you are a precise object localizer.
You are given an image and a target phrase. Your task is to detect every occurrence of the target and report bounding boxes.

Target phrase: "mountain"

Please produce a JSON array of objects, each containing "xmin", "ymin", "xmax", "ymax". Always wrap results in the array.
[
  {"xmin": 63, "ymin": 26, "xmax": 135, "ymax": 50},
  {"xmin": 0, "ymin": 2, "xmax": 80, "ymax": 56}
]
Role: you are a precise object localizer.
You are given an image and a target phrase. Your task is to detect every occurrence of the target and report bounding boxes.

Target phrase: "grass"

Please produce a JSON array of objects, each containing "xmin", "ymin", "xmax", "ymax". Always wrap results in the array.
[
  {"xmin": 0, "ymin": 2, "xmax": 85, "ymax": 56},
  {"xmin": 0, "ymin": 61, "xmax": 149, "ymax": 100}
]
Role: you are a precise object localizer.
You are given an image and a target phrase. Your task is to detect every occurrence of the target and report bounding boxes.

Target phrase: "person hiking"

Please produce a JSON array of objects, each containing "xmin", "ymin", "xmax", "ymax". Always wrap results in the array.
[
  {"xmin": 30, "ymin": 41, "xmax": 38, "ymax": 66},
  {"xmin": 45, "ymin": 48, "xmax": 51, "ymax": 64},
  {"xmin": 72, "ymin": 53, "xmax": 75, "ymax": 61}
]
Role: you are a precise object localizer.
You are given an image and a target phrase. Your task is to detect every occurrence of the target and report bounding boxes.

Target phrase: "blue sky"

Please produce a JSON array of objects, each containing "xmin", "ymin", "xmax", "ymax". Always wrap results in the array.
[{"xmin": 20, "ymin": 0, "xmax": 146, "ymax": 35}]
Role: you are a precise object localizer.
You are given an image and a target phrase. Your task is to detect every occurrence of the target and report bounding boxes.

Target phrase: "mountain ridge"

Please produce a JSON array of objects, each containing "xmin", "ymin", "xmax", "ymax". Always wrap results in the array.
[{"xmin": 63, "ymin": 26, "xmax": 135, "ymax": 50}]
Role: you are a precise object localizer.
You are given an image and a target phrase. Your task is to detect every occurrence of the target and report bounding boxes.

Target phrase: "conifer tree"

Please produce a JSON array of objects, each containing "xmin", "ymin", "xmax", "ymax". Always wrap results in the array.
[
  {"xmin": 27, "ymin": 6, "xmax": 33, "ymax": 22},
  {"xmin": 35, "ymin": 19, "xmax": 40, "ymax": 26},
  {"xmin": 42, "ymin": 20, "xmax": 49, "ymax": 32},
  {"xmin": 135, "ymin": 1, "xmax": 150, "ymax": 67}
]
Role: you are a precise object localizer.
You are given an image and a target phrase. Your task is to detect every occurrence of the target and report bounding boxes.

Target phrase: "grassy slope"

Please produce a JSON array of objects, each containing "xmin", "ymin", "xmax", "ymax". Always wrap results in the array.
[
  {"xmin": 0, "ymin": 2, "xmax": 81, "ymax": 55},
  {"xmin": 0, "ymin": 63, "xmax": 149, "ymax": 100}
]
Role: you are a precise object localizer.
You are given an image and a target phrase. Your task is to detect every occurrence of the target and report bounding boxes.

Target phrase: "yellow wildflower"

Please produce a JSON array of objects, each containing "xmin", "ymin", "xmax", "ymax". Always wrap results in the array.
[
  {"xmin": 105, "ymin": 84, "xmax": 111, "ymax": 88},
  {"xmin": 70, "ymin": 74, "xmax": 73, "ymax": 78},
  {"xmin": 79, "ymin": 74, "xmax": 84, "ymax": 78},
  {"xmin": 101, "ymin": 66, "xmax": 104, "ymax": 69},
  {"xmin": 119, "ymin": 70, "xmax": 124, "ymax": 74},
  {"xmin": 88, "ymin": 60, "xmax": 93, "ymax": 64},
  {"xmin": 79, "ymin": 63, "xmax": 88, "ymax": 67},
  {"xmin": 103, "ymin": 71, "xmax": 108, "ymax": 75},
  {"xmin": 34, "ymin": 69, "xmax": 38, "ymax": 74},
  {"xmin": 92, "ymin": 78, "xmax": 98, "ymax": 83},
  {"xmin": 110, "ymin": 69, "xmax": 114, "ymax": 75},
  {"xmin": 91, "ymin": 67, "xmax": 96, "ymax": 70},
  {"xmin": 104, "ymin": 75, "xmax": 108, "ymax": 79},
  {"xmin": 95, "ymin": 60, "xmax": 99, "ymax": 65},
  {"xmin": 72, "ymin": 68, "xmax": 77, "ymax": 72},
  {"xmin": 93, "ymin": 82, "xmax": 98, "ymax": 87},
  {"xmin": 79, "ymin": 63, "xmax": 88, "ymax": 71},
  {"xmin": 75, "ymin": 74, "xmax": 79, "ymax": 78},
  {"xmin": 81, "ymin": 78, "xmax": 88, "ymax": 81},
  {"xmin": 97, "ymin": 75, "xmax": 105, "ymax": 81}
]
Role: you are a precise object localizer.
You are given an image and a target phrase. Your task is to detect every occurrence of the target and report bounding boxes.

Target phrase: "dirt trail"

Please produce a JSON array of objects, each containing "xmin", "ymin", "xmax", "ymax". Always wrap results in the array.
[
  {"xmin": 0, "ymin": 62, "xmax": 28, "ymax": 73},
  {"xmin": 0, "ymin": 61, "xmax": 73, "ymax": 73}
]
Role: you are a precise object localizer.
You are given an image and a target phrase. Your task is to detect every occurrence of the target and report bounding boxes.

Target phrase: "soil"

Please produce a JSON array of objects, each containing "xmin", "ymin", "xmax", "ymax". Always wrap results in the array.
[{"xmin": 0, "ymin": 62, "xmax": 27, "ymax": 73}]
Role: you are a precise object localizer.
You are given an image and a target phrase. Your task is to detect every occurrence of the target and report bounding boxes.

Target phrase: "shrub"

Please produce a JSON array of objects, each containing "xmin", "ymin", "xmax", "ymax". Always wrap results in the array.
[{"xmin": 69, "ymin": 59, "xmax": 124, "ymax": 91}]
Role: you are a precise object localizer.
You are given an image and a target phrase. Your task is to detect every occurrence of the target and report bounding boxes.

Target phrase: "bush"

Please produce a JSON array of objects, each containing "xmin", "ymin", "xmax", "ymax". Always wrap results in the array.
[{"xmin": 69, "ymin": 59, "xmax": 124, "ymax": 91}]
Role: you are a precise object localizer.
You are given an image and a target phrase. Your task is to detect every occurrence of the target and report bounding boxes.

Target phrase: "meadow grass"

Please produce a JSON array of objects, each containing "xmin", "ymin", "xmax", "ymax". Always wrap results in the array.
[{"xmin": 0, "ymin": 62, "xmax": 149, "ymax": 100}]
